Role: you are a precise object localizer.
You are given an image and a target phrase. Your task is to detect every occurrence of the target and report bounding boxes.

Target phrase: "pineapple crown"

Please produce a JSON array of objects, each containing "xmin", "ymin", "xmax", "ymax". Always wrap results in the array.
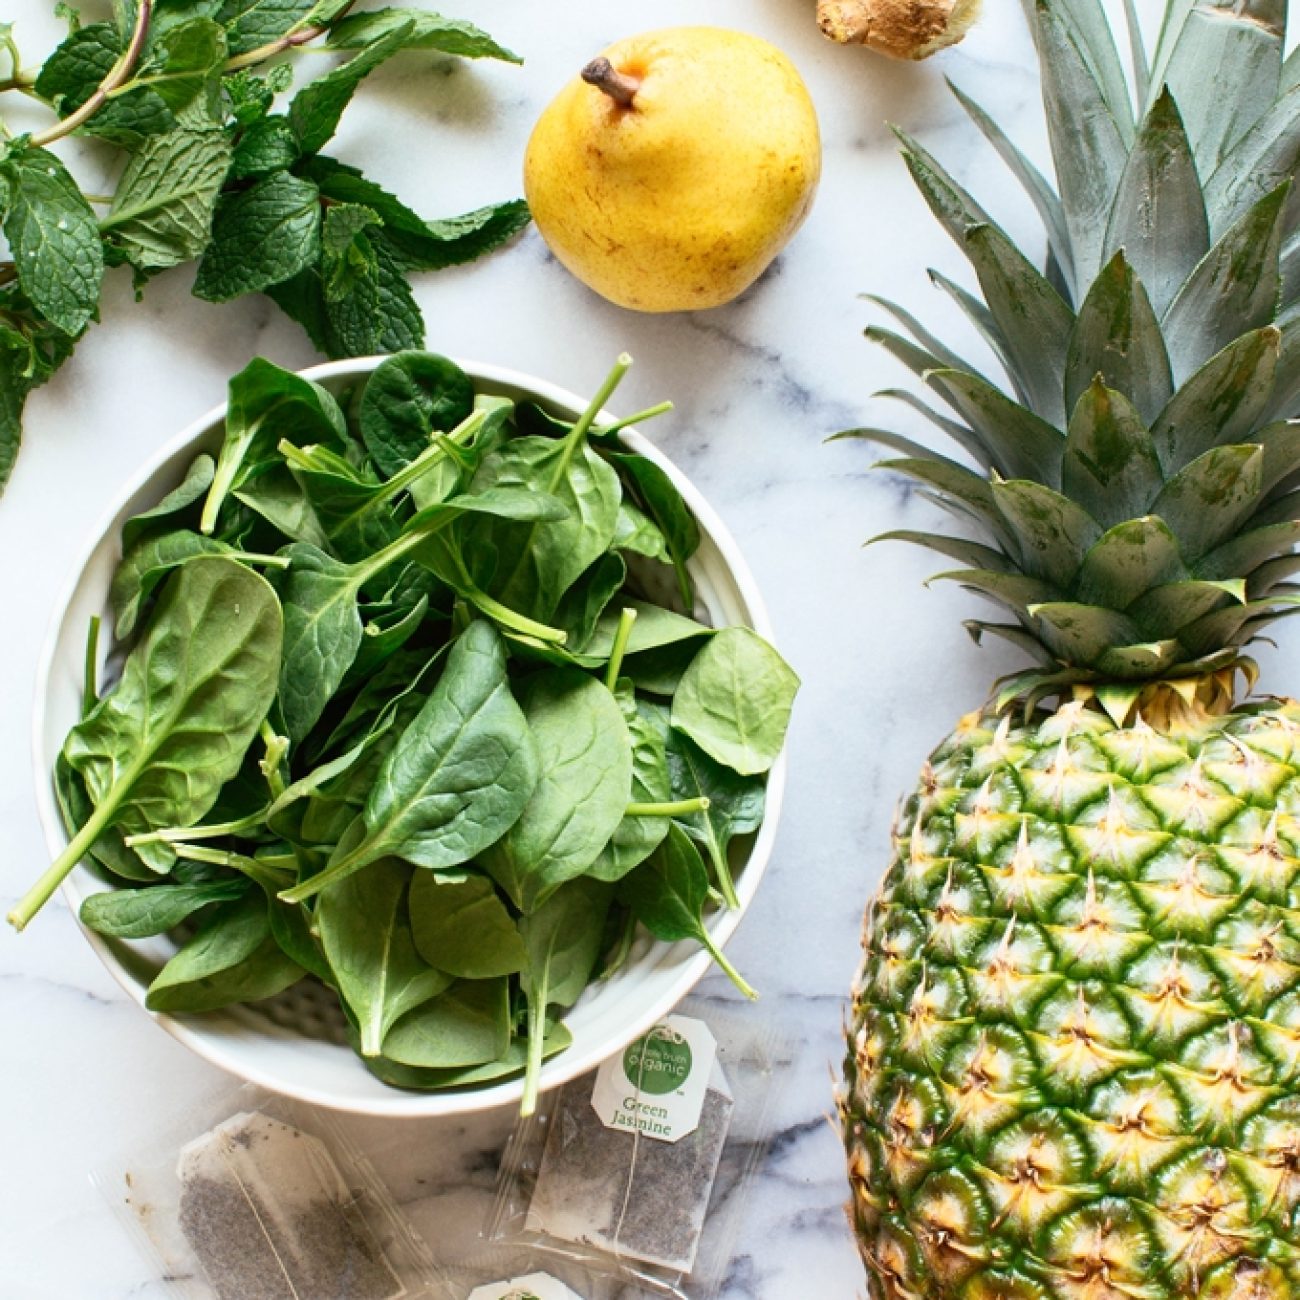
[{"xmin": 854, "ymin": 0, "xmax": 1300, "ymax": 714}]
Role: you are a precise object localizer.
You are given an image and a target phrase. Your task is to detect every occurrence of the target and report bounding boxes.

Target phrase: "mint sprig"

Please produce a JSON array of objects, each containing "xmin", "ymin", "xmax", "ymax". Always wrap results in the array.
[{"xmin": 0, "ymin": 1, "xmax": 527, "ymax": 493}]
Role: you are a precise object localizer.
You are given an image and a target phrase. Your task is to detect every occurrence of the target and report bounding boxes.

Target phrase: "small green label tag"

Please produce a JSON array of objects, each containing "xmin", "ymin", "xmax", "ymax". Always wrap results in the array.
[{"xmin": 623, "ymin": 1027, "xmax": 693, "ymax": 1095}]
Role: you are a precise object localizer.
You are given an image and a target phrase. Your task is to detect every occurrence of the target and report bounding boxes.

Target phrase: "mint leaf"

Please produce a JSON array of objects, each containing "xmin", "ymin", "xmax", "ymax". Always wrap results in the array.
[
  {"xmin": 325, "ymin": 9, "xmax": 521, "ymax": 63},
  {"xmin": 193, "ymin": 171, "xmax": 321, "ymax": 301},
  {"xmin": 302, "ymin": 153, "xmax": 429, "ymax": 235},
  {"xmin": 2, "ymin": 146, "xmax": 104, "ymax": 334},
  {"xmin": 0, "ymin": 293, "xmax": 79, "ymax": 490},
  {"xmin": 224, "ymin": 67, "xmax": 276, "ymax": 123},
  {"xmin": 230, "ymin": 114, "xmax": 300, "ymax": 179},
  {"xmin": 101, "ymin": 127, "xmax": 233, "ymax": 270},
  {"xmin": 398, "ymin": 199, "xmax": 531, "ymax": 271},
  {"xmin": 217, "ymin": 0, "xmax": 313, "ymax": 56},
  {"xmin": 132, "ymin": 16, "xmax": 226, "ymax": 112},
  {"xmin": 35, "ymin": 22, "xmax": 175, "ymax": 146},
  {"xmin": 321, "ymin": 202, "xmax": 380, "ymax": 299},
  {"xmin": 287, "ymin": 22, "xmax": 412, "ymax": 154}
]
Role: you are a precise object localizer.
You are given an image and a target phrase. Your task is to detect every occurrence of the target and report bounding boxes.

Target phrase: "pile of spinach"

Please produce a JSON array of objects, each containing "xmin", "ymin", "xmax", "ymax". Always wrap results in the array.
[
  {"xmin": 9, "ymin": 351, "xmax": 799, "ymax": 1112},
  {"xmin": 0, "ymin": 1, "xmax": 529, "ymax": 493}
]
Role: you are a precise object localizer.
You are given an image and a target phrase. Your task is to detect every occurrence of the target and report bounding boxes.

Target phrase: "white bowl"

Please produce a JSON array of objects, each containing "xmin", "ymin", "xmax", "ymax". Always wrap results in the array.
[{"xmin": 32, "ymin": 357, "xmax": 786, "ymax": 1116}]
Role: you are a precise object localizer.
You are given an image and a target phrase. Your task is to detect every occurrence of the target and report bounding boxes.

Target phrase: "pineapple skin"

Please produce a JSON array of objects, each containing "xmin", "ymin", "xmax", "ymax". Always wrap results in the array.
[{"xmin": 840, "ymin": 700, "xmax": 1300, "ymax": 1298}]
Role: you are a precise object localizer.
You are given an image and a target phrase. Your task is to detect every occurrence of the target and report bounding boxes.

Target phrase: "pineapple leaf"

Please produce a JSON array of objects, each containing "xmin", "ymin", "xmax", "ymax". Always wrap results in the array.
[
  {"xmin": 1147, "ymin": 0, "xmax": 1196, "ymax": 103},
  {"xmin": 1121, "ymin": 0, "xmax": 1150, "ymax": 108},
  {"xmin": 946, "ymin": 77, "xmax": 1074, "ymax": 290},
  {"xmin": 1102, "ymin": 91, "xmax": 1208, "ymax": 320},
  {"xmin": 1161, "ymin": 183, "xmax": 1288, "ymax": 385},
  {"xmin": 1248, "ymin": 487, "xmax": 1300, "ymax": 527},
  {"xmin": 1283, "ymin": 43, "xmax": 1300, "ymax": 93},
  {"xmin": 840, "ymin": 427, "xmax": 989, "ymax": 475},
  {"xmin": 1196, "ymin": 520, "xmax": 1300, "ymax": 580},
  {"xmin": 874, "ymin": 458, "xmax": 1014, "ymax": 549},
  {"xmin": 875, "ymin": 388, "xmax": 981, "ymax": 449},
  {"xmin": 1043, "ymin": 0, "xmax": 1136, "ymax": 142},
  {"xmin": 874, "ymin": 531, "xmax": 1015, "ymax": 574},
  {"xmin": 1152, "ymin": 327, "xmax": 1280, "ymax": 469},
  {"xmin": 1203, "ymin": 84, "xmax": 1300, "ymax": 237},
  {"xmin": 1134, "ymin": 579, "xmax": 1247, "ymax": 636},
  {"xmin": 1149, "ymin": 444, "xmax": 1265, "ymax": 560},
  {"xmin": 1245, "ymin": 553, "xmax": 1300, "ymax": 596},
  {"xmin": 1267, "ymin": 304, "xmax": 1300, "ymax": 420},
  {"xmin": 965, "ymin": 620, "xmax": 1057, "ymax": 664},
  {"xmin": 1065, "ymin": 254, "xmax": 1174, "ymax": 425},
  {"xmin": 927, "ymin": 370, "xmax": 1066, "ymax": 486},
  {"xmin": 866, "ymin": 297, "xmax": 989, "ymax": 381},
  {"xmin": 895, "ymin": 130, "xmax": 994, "ymax": 248},
  {"xmin": 1177, "ymin": 594, "xmax": 1300, "ymax": 656},
  {"xmin": 991, "ymin": 480, "xmax": 1101, "ymax": 588},
  {"xmin": 931, "ymin": 569, "xmax": 1060, "ymax": 618},
  {"xmin": 1033, "ymin": 0, "xmax": 1129, "ymax": 295},
  {"xmin": 1281, "ymin": 230, "xmax": 1300, "ymax": 304},
  {"xmin": 963, "ymin": 224, "xmax": 1074, "ymax": 429},
  {"xmin": 927, "ymin": 272, "xmax": 1021, "ymax": 400},
  {"xmin": 1159, "ymin": 0, "xmax": 1284, "ymax": 180},
  {"xmin": 1026, "ymin": 601, "xmax": 1147, "ymax": 663},
  {"xmin": 1062, "ymin": 380, "xmax": 1163, "ymax": 528},
  {"xmin": 1095, "ymin": 641, "xmax": 1183, "ymax": 678},
  {"xmin": 1077, "ymin": 517, "xmax": 1186, "ymax": 609},
  {"xmin": 1254, "ymin": 420, "xmax": 1300, "ymax": 495}
]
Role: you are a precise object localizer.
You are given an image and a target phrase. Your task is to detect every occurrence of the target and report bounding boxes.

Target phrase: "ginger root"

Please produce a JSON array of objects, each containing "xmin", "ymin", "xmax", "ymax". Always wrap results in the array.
[{"xmin": 817, "ymin": 0, "xmax": 982, "ymax": 59}]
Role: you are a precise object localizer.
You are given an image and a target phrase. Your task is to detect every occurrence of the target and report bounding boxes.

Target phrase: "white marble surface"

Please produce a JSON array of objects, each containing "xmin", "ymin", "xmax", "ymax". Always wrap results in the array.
[{"xmin": 7, "ymin": 3, "xmax": 1283, "ymax": 1298}]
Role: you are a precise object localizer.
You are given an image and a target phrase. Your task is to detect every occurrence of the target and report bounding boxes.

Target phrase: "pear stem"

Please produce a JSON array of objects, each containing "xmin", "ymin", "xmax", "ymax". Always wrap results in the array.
[{"xmin": 582, "ymin": 57, "xmax": 640, "ymax": 107}]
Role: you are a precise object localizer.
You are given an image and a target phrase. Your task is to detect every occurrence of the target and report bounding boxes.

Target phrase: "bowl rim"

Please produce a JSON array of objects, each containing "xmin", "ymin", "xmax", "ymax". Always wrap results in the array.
[{"xmin": 31, "ymin": 354, "xmax": 787, "ymax": 1116}]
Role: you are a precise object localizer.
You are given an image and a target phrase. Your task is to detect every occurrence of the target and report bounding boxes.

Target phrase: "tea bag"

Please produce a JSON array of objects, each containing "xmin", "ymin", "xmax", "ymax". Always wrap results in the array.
[
  {"xmin": 467, "ymin": 1274, "xmax": 585, "ymax": 1300},
  {"xmin": 527, "ymin": 1064, "xmax": 734, "ymax": 1273},
  {"xmin": 176, "ymin": 1111, "xmax": 403, "ymax": 1300}
]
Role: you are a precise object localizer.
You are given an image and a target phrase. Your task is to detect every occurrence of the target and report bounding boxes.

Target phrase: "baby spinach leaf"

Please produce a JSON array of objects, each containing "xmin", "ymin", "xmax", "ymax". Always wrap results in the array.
[
  {"xmin": 518, "ymin": 878, "xmax": 612, "ymax": 1114},
  {"xmin": 232, "ymin": 465, "xmax": 329, "ymax": 547},
  {"xmin": 284, "ymin": 619, "xmax": 539, "ymax": 900},
  {"xmin": 581, "ymin": 599, "xmax": 712, "ymax": 661},
  {"xmin": 665, "ymin": 730, "xmax": 764, "ymax": 909},
  {"xmin": 79, "ymin": 877, "xmax": 249, "ymax": 938},
  {"xmin": 381, "ymin": 977, "xmax": 511, "ymax": 1069},
  {"xmin": 670, "ymin": 627, "xmax": 799, "ymax": 776},
  {"xmin": 315, "ymin": 857, "xmax": 450, "ymax": 1056},
  {"xmin": 480, "ymin": 668, "xmax": 632, "ymax": 914},
  {"xmin": 121, "ymin": 453, "xmax": 215, "ymax": 548},
  {"xmin": 325, "ymin": 10, "xmax": 521, "ymax": 62},
  {"xmin": 101, "ymin": 127, "xmax": 232, "ymax": 272},
  {"xmin": 145, "ymin": 890, "xmax": 304, "ymax": 1012},
  {"xmin": 110, "ymin": 528, "xmax": 232, "ymax": 639},
  {"xmin": 192, "ymin": 170, "xmax": 322, "ymax": 304},
  {"xmin": 409, "ymin": 870, "xmax": 527, "ymax": 978},
  {"xmin": 586, "ymin": 681, "xmax": 671, "ymax": 883},
  {"xmin": 364, "ymin": 1019, "xmax": 572, "ymax": 1092},
  {"xmin": 614, "ymin": 500, "xmax": 670, "ymax": 561},
  {"xmin": 620, "ymin": 824, "xmax": 755, "ymax": 999},
  {"xmin": 10, "ymin": 558, "xmax": 283, "ymax": 931},
  {"xmin": 1, "ymin": 145, "xmax": 104, "ymax": 335},
  {"xmin": 349, "ymin": 594, "xmax": 428, "ymax": 681},
  {"xmin": 54, "ymin": 754, "xmax": 158, "ymax": 884},
  {"xmin": 553, "ymin": 553, "xmax": 626, "ymax": 650},
  {"xmin": 201, "ymin": 356, "xmax": 346, "ymax": 534},
  {"xmin": 360, "ymin": 351, "xmax": 475, "ymax": 478}
]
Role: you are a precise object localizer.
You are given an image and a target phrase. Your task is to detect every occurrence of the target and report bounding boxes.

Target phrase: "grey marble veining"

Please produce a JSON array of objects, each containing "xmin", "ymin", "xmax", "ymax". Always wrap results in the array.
[{"xmin": 10, "ymin": 3, "xmax": 1294, "ymax": 1297}]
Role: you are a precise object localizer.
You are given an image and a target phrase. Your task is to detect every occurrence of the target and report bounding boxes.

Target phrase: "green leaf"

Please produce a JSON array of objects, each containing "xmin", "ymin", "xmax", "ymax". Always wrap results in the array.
[
  {"xmin": 393, "ymin": 199, "xmax": 532, "ymax": 272},
  {"xmin": 2, "ymin": 146, "xmax": 103, "ymax": 335},
  {"xmin": 146, "ymin": 890, "xmax": 303, "ymax": 1012},
  {"xmin": 1075, "ymin": 518, "xmax": 1186, "ymax": 610},
  {"xmin": 192, "ymin": 170, "xmax": 322, "ymax": 303},
  {"xmin": 381, "ymin": 978, "xmax": 511, "ymax": 1069},
  {"xmin": 1159, "ymin": 0, "xmax": 1283, "ymax": 180},
  {"xmin": 1161, "ymin": 184, "xmax": 1288, "ymax": 385},
  {"xmin": 1062, "ymin": 380, "xmax": 1163, "ymax": 528},
  {"xmin": 360, "ymin": 351, "xmax": 474, "ymax": 477},
  {"xmin": 409, "ymin": 871, "xmax": 526, "ymax": 979},
  {"xmin": 1150, "ymin": 444, "xmax": 1266, "ymax": 561},
  {"xmin": 325, "ymin": 9, "xmax": 521, "ymax": 62},
  {"xmin": 876, "ymin": 457, "xmax": 1011, "ymax": 549},
  {"xmin": 1204, "ymin": 83, "xmax": 1300, "ymax": 236},
  {"xmin": 101, "ymin": 128, "xmax": 233, "ymax": 271},
  {"xmin": 110, "ymin": 528, "xmax": 233, "ymax": 639},
  {"xmin": 1134, "ymin": 579, "xmax": 1245, "ymax": 636},
  {"xmin": 229, "ymin": 114, "xmax": 299, "ymax": 179},
  {"xmin": 288, "ymin": 22, "xmax": 411, "ymax": 154},
  {"xmin": 80, "ymin": 877, "xmax": 249, "ymax": 937},
  {"xmin": 218, "ymin": 0, "xmax": 313, "ymax": 56},
  {"xmin": 1102, "ymin": 91, "xmax": 1208, "ymax": 321},
  {"xmin": 930, "ymin": 569, "xmax": 1058, "ymax": 620},
  {"xmin": 1151, "ymin": 328, "xmax": 1280, "ymax": 471},
  {"xmin": 133, "ymin": 16, "xmax": 225, "ymax": 111},
  {"xmin": 1065, "ymin": 252, "xmax": 1173, "ymax": 426},
  {"xmin": 321, "ymin": 201, "xmax": 379, "ymax": 298},
  {"xmin": 1048, "ymin": 0, "xmax": 1135, "ymax": 142},
  {"xmin": 1027, "ymin": 602, "xmax": 1147, "ymax": 665},
  {"xmin": 991, "ymin": 480, "xmax": 1102, "ymax": 588},
  {"xmin": 480, "ymin": 669, "xmax": 633, "ymax": 913},
  {"xmin": 670, "ymin": 627, "xmax": 799, "ymax": 777},
  {"xmin": 962, "ymin": 223, "xmax": 1074, "ymax": 428},
  {"xmin": 1197, "ymin": 522, "xmax": 1300, "ymax": 581},
  {"xmin": 316, "ymin": 857, "xmax": 450, "ymax": 1056}
]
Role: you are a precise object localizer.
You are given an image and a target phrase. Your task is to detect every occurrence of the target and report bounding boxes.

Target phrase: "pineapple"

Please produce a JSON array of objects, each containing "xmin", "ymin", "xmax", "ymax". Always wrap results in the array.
[{"xmin": 838, "ymin": 1, "xmax": 1300, "ymax": 1295}]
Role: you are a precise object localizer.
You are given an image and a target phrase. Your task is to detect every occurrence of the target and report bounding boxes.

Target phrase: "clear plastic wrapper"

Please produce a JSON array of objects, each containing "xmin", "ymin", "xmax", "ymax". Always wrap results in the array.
[
  {"xmin": 94, "ymin": 1083, "xmax": 443, "ymax": 1299},
  {"xmin": 487, "ymin": 998, "xmax": 789, "ymax": 1300}
]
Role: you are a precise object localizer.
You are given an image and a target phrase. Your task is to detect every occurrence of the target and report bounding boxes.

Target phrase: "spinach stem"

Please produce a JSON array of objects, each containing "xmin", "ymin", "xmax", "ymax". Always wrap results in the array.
[
  {"xmin": 259, "ymin": 721, "xmax": 289, "ymax": 799},
  {"xmin": 31, "ymin": 0, "xmax": 152, "ymax": 148},
  {"xmin": 625, "ymin": 797, "xmax": 710, "ymax": 817},
  {"xmin": 702, "ymin": 933, "xmax": 758, "ymax": 1000},
  {"xmin": 8, "ymin": 793, "xmax": 120, "ymax": 930},
  {"xmin": 711, "ymin": 852, "xmax": 741, "ymax": 911},
  {"xmin": 598, "ymin": 400, "xmax": 673, "ymax": 436},
  {"xmin": 603, "ymin": 606, "xmax": 636, "ymax": 689},
  {"xmin": 552, "ymin": 353, "xmax": 633, "ymax": 488},
  {"xmin": 81, "ymin": 615, "xmax": 101, "ymax": 717},
  {"xmin": 231, "ymin": 551, "xmax": 291, "ymax": 570},
  {"xmin": 124, "ymin": 807, "xmax": 269, "ymax": 847}
]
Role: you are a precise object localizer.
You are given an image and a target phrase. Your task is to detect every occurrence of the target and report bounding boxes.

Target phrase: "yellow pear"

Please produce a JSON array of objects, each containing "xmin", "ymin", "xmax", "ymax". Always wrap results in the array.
[{"xmin": 524, "ymin": 27, "xmax": 822, "ymax": 313}]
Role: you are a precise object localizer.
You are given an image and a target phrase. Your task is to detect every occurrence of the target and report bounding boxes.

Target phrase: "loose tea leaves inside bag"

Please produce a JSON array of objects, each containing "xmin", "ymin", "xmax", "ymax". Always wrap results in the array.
[
  {"xmin": 467, "ymin": 1274, "xmax": 585, "ymax": 1300},
  {"xmin": 526, "ymin": 1064, "xmax": 734, "ymax": 1273},
  {"xmin": 177, "ymin": 1112, "xmax": 403, "ymax": 1300}
]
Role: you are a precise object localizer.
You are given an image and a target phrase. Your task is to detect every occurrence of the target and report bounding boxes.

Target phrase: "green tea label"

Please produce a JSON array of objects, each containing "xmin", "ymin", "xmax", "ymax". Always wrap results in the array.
[
  {"xmin": 467, "ymin": 1273, "xmax": 582, "ymax": 1300},
  {"xmin": 591, "ymin": 1015, "xmax": 717, "ymax": 1143}
]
